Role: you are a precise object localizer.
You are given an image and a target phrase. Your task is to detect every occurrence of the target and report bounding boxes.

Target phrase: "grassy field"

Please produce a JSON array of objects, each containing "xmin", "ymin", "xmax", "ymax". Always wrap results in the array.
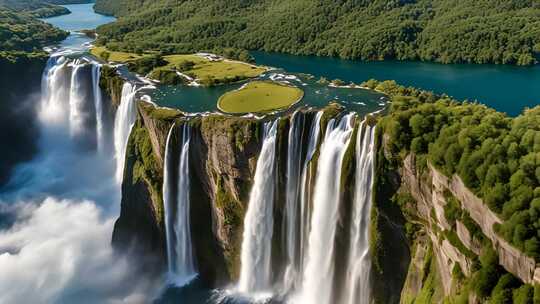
[
  {"xmin": 90, "ymin": 46, "xmax": 144, "ymax": 62},
  {"xmin": 90, "ymin": 47, "xmax": 266, "ymax": 85},
  {"xmin": 218, "ymin": 81, "xmax": 304, "ymax": 113},
  {"xmin": 157, "ymin": 54, "xmax": 266, "ymax": 85}
]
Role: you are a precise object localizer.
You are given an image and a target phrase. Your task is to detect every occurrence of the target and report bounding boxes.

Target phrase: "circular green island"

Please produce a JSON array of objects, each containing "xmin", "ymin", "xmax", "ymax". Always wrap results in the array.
[{"xmin": 218, "ymin": 81, "xmax": 304, "ymax": 113}]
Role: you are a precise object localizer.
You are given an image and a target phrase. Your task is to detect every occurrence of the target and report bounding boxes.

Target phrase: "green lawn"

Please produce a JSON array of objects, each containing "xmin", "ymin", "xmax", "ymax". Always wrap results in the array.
[
  {"xmin": 157, "ymin": 54, "xmax": 266, "ymax": 85},
  {"xmin": 90, "ymin": 46, "xmax": 145, "ymax": 62},
  {"xmin": 218, "ymin": 81, "xmax": 304, "ymax": 113}
]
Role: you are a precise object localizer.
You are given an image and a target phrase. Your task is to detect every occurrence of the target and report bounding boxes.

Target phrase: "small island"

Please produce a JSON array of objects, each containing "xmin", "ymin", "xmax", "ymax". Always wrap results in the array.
[{"xmin": 217, "ymin": 81, "xmax": 304, "ymax": 114}]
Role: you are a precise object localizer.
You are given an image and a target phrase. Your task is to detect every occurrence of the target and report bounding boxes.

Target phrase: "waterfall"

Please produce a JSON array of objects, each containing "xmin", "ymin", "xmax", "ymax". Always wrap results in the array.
[
  {"xmin": 297, "ymin": 111, "xmax": 322, "ymax": 277},
  {"xmin": 238, "ymin": 120, "xmax": 279, "ymax": 294},
  {"xmin": 282, "ymin": 111, "xmax": 323, "ymax": 291},
  {"xmin": 41, "ymin": 56, "xmax": 71, "ymax": 125},
  {"xmin": 163, "ymin": 123, "xmax": 197, "ymax": 284},
  {"xmin": 344, "ymin": 121, "xmax": 376, "ymax": 304},
  {"xmin": 282, "ymin": 111, "xmax": 304, "ymax": 291},
  {"xmin": 41, "ymin": 56, "xmax": 105, "ymax": 150},
  {"xmin": 114, "ymin": 82, "xmax": 137, "ymax": 183},
  {"xmin": 91, "ymin": 63, "xmax": 105, "ymax": 152},
  {"xmin": 293, "ymin": 113, "xmax": 356, "ymax": 304},
  {"xmin": 68, "ymin": 60, "xmax": 87, "ymax": 138}
]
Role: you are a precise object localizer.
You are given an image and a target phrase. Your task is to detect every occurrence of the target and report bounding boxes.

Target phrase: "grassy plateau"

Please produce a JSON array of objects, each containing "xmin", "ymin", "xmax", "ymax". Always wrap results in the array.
[{"xmin": 218, "ymin": 81, "xmax": 304, "ymax": 114}]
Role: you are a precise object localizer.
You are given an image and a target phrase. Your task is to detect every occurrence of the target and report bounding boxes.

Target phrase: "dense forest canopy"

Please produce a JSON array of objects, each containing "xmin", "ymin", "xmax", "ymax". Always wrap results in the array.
[
  {"xmin": 93, "ymin": 0, "xmax": 540, "ymax": 65},
  {"xmin": 0, "ymin": 0, "xmax": 68, "ymax": 17},
  {"xmin": 0, "ymin": 6, "xmax": 67, "ymax": 53},
  {"xmin": 369, "ymin": 79, "xmax": 540, "ymax": 261},
  {"xmin": 0, "ymin": 0, "xmax": 92, "ymax": 17}
]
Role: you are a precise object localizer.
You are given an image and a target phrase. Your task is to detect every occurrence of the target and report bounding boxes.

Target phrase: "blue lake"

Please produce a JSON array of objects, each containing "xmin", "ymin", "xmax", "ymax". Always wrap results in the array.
[{"xmin": 252, "ymin": 51, "xmax": 540, "ymax": 116}]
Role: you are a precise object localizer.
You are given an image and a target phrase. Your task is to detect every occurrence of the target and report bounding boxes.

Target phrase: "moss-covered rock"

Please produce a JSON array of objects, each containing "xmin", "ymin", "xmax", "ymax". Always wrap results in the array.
[
  {"xmin": 112, "ymin": 117, "xmax": 166, "ymax": 276},
  {"xmin": 99, "ymin": 65, "xmax": 124, "ymax": 107}
]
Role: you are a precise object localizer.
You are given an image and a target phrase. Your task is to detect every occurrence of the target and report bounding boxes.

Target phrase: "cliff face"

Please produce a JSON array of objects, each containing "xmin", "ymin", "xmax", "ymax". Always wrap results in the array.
[
  {"xmin": 401, "ymin": 155, "xmax": 540, "ymax": 285},
  {"xmin": 371, "ymin": 125, "xmax": 540, "ymax": 303},
  {"xmin": 112, "ymin": 101, "xmax": 264, "ymax": 285},
  {"xmin": 0, "ymin": 53, "xmax": 47, "ymax": 185},
  {"xmin": 111, "ymin": 99, "xmax": 348, "ymax": 287},
  {"xmin": 111, "ymin": 96, "xmax": 538, "ymax": 301}
]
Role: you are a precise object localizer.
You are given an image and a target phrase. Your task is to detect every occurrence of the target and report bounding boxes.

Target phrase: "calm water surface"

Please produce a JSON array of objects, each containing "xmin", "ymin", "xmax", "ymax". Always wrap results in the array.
[
  {"xmin": 41, "ymin": 3, "xmax": 115, "ymax": 31},
  {"xmin": 253, "ymin": 51, "xmax": 540, "ymax": 116}
]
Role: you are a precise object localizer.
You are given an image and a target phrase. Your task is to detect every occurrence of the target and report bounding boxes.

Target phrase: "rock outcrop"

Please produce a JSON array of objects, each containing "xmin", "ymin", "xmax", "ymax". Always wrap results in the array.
[{"xmin": 400, "ymin": 153, "xmax": 540, "ymax": 289}]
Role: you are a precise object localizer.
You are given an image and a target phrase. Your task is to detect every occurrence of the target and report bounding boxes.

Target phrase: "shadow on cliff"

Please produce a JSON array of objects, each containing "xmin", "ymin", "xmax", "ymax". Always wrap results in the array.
[{"xmin": 0, "ymin": 55, "xmax": 44, "ymax": 186}]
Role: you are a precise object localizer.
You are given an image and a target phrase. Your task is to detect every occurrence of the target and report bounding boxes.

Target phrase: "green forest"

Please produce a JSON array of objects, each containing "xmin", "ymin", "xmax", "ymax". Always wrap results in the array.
[
  {"xmin": 94, "ymin": 0, "xmax": 540, "ymax": 65},
  {"xmin": 0, "ymin": 7, "xmax": 67, "ymax": 53},
  {"xmin": 0, "ymin": 0, "xmax": 91, "ymax": 18},
  {"xmin": 367, "ymin": 79, "xmax": 540, "ymax": 262}
]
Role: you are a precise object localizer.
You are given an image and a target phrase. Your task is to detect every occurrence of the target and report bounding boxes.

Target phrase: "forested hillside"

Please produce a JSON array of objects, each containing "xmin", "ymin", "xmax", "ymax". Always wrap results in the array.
[
  {"xmin": 0, "ymin": 0, "xmax": 91, "ymax": 18},
  {"xmin": 94, "ymin": 0, "xmax": 540, "ymax": 65},
  {"xmin": 365, "ymin": 79, "xmax": 540, "ymax": 261},
  {"xmin": 0, "ymin": 7, "xmax": 67, "ymax": 52}
]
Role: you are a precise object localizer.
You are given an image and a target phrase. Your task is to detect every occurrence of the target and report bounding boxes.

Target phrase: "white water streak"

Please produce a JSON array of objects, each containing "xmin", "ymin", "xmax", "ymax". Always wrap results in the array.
[
  {"xmin": 294, "ymin": 113, "xmax": 355, "ymax": 304},
  {"xmin": 282, "ymin": 111, "xmax": 304, "ymax": 291},
  {"xmin": 298, "ymin": 111, "xmax": 322, "ymax": 278},
  {"xmin": 91, "ymin": 64, "xmax": 105, "ymax": 152},
  {"xmin": 344, "ymin": 121, "xmax": 376, "ymax": 304},
  {"xmin": 238, "ymin": 120, "xmax": 279, "ymax": 293},
  {"xmin": 114, "ymin": 82, "xmax": 137, "ymax": 183},
  {"xmin": 68, "ymin": 60, "xmax": 87, "ymax": 138},
  {"xmin": 163, "ymin": 123, "xmax": 197, "ymax": 284}
]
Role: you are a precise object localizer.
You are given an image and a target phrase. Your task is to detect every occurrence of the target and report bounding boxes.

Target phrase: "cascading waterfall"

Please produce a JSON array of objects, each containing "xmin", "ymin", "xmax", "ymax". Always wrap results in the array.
[
  {"xmin": 68, "ymin": 60, "xmax": 87, "ymax": 137},
  {"xmin": 41, "ymin": 55, "xmax": 70, "ymax": 124},
  {"xmin": 163, "ymin": 124, "xmax": 197, "ymax": 284},
  {"xmin": 282, "ymin": 111, "xmax": 305, "ymax": 291},
  {"xmin": 344, "ymin": 121, "xmax": 376, "ymax": 304},
  {"xmin": 41, "ymin": 56, "xmax": 108, "ymax": 150},
  {"xmin": 293, "ymin": 113, "xmax": 355, "ymax": 304},
  {"xmin": 281, "ymin": 111, "xmax": 323, "ymax": 291},
  {"xmin": 238, "ymin": 120, "xmax": 279, "ymax": 294},
  {"xmin": 297, "ymin": 111, "xmax": 322, "ymax": 278},
  {"xmin": 114, "ymin": 82, "xmax": 137, "ymax": 182},
  {"xmin": 91, "ymin": 63, "xmax": 105, "ymax": 152}
]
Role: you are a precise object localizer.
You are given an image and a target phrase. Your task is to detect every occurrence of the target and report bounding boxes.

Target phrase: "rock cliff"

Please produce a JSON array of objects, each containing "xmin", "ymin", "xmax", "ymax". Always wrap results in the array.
[
  {"xmin": 111, "ymin": 98, "xmax": 351, "ymax": 287},
  {"xmin": 0, "ymin": 53, "xmax": 47, "ymax": 185}
]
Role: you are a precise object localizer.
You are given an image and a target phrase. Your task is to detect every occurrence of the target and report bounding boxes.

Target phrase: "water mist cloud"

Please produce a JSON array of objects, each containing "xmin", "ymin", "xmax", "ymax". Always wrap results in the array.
[{"xmin": 0, "ymin": 197, "xmax": 156, "ymax": 304}]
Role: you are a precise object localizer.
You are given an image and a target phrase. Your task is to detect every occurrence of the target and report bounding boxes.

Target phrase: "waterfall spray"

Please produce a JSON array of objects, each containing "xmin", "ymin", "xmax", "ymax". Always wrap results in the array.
[
  {"xmin": 238, "ymin": 120, "xmax": 279, "ymax": 294},
  {"xmin": 114, "ymin": 82, "xmax": 137, "ymax": 183},
  {"xmin": 293, "ymin": 113, "xmax": 355, "ymax": 304},
  {"xmin": 344, "ymin": 121, "xmax": 376, "ymax": 304}
]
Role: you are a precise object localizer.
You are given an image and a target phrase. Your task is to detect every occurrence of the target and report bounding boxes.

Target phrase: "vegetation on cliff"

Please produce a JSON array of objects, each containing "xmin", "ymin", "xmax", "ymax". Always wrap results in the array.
[
  {"xmin": 367, "ymin": 78, "xmax": 540, "ymax": 262},
  {"xmin": 94, "ymin": 0, "xmax": 539, "ymax": 65}
]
